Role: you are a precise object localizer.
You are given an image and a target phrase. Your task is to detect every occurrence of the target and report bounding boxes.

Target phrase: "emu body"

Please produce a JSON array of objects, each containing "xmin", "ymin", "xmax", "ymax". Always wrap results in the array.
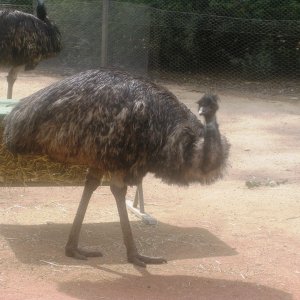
[
  {"xmin": 0, "ymin": 0, "xmax": 61, "ymax": 98},
  {"xmin": 4, "ymin": 69, "xmax": 229, "ymax": 267}
]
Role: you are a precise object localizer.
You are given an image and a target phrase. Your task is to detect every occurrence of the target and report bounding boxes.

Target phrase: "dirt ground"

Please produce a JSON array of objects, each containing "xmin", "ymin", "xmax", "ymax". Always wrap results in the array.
[{"xmin": 0, "ymin": 71, "xmax": 299, "ymax": 300}]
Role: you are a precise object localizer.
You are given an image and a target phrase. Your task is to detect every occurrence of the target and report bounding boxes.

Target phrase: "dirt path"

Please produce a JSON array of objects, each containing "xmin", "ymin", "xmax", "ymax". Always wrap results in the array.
[{"xmin": 0, "ymin": 72, "xmax": 299, "ymax": 300}]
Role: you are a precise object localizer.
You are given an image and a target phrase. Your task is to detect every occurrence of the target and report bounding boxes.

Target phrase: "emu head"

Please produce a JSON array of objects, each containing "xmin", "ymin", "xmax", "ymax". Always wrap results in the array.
[
  {"xmin": 36, "ymin": 0, "xmax": 47, "ymax": 21},
  {"xmin": 197, "ymin": 94, "xmax": 219, "ymax": 124},
  {"xmin": 183, "ymin": 94, "xmax": 228, "ymax": 184}
]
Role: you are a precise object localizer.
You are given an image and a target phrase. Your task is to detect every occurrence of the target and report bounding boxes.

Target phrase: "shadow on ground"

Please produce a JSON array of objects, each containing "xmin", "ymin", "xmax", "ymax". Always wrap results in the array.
[
  {"xmin": 58, "ymin": 267, "xmax": 292, "ymax": 300},
  {"xmin": 0, "ymin": 221, "xmax": 237, "ymax": 265}
]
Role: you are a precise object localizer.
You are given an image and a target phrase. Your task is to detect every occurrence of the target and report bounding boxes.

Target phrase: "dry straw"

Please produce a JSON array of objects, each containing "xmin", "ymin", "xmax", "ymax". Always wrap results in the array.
[{"xmin": 0, "ymin": 125, "xmax": 110, "ymax": 186}]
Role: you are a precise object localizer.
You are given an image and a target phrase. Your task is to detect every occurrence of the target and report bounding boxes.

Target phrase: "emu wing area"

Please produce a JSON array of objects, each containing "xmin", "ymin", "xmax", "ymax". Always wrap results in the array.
[{"xmin": 4, "ymin": 70, "xmax": 196, "ymax": 174}]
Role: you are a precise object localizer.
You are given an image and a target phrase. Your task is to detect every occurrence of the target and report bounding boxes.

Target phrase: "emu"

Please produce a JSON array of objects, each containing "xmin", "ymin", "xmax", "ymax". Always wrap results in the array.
[
  {"xmin": 0, "ymin": 0, "xmax": 61, "ymax": 98},
  {"xmin": 4, "ymin": 69, "xmax": 230, "ymax": 267}
]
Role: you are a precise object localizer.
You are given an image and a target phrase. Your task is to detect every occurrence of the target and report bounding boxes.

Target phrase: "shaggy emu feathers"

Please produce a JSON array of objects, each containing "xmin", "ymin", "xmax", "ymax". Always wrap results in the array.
[
  {"xmin": 0, "ymin": 8, "xmax": 61, "ymax": 68},
  {"xmin": 4, "ymin": 69, "xmax": 229, "ymax": 186},
  {"xmin": 0, "ymin": 2, "xmax": 61, "ymax": 98}
]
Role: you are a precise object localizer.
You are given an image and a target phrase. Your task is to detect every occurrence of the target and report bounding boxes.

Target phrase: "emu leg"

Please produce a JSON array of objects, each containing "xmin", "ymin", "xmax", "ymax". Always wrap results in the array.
[
  {"xmin": 110, "ymin": 184, "xmax": 167, "ymax": 267},
  {"xmin": 7, "ymin": 66, "xmax": 22, "ymax": 99},
  {"xmin": 65, "ymin": 168, "xmax": 103, "ymax": 260}
]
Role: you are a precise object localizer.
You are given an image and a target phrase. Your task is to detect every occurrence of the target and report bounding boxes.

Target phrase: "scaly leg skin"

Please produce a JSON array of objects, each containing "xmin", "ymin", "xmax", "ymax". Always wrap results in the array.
[
  {"xmin": 65, "ymin": 168, "xmax": 103, "ymax": 260},
  {"xmin": 65, "ymin": 247, "xmax": 102, "ymax": 260},
  {"xmin": 7, "ymin": 66, "xmax": 23, "ymax": 99},
  {"xmin": 110, "ymin": 183, "xmax": 167, "ymax": 267}
]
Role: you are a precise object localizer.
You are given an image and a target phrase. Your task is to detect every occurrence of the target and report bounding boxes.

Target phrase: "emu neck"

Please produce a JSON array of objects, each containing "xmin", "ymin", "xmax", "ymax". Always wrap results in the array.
[{"xmin": 204, "ymin": 114, "xmax": 217, "ymax": 126}]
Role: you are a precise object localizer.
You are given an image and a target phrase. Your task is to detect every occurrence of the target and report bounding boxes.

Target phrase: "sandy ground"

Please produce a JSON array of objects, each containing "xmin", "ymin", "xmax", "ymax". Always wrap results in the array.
[{"xmin": 0, "ymin": 71, "xmax": 300, "ymax": 300}]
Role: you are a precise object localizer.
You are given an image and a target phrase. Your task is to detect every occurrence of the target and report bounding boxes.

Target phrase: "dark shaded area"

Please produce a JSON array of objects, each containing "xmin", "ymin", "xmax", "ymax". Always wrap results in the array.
[
  {"xmin": 120, "ymin": 0, "xmax": 300, "ymax": 79},
  {"xmin": 148, "ymin": 11, "xmax": 299, "ymax": 79},
  {"xmin": 0, "ymin": 221, "xmax": 237, "ymax": 265},
  {"xmin": 58, "ymin": 269, "xmax": 292, "ymax": 300}
]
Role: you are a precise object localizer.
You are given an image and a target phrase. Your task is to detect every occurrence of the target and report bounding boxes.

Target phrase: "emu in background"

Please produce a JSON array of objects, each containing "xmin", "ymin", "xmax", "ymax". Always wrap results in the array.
[{"xmin": 0, "ymin": 0, "xmax": 61, "ymax": 98}]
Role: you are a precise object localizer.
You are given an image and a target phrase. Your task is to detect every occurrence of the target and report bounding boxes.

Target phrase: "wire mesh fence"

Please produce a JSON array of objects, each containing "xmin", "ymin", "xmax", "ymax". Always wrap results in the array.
[
  {"xmin": 0, "ymin": 0, "xmax": 32, "ymax": 13},
  {"xmin": 0, "ymin": 0, "xmax": 299, "ymax": 95}
]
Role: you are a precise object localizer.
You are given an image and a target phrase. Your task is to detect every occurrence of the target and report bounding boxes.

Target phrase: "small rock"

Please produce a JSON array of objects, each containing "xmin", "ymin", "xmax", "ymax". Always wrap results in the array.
[
  {"xmin": 268, "ymin": 180, "xmax": 278, "ymax": 187},
  {"xmin": 277, "ymin": 179, "xmax": 288, "ymax": 185},
  {"xmin": 245, "ymin": 178, "xmax": 261, "ymax": 189}
]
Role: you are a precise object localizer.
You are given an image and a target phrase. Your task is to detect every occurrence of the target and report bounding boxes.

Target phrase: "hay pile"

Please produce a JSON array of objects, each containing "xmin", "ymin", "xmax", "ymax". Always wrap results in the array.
[
  {"xmin": 0, "ymin": 143, "xmax": 87, "ymax": 186},
  {"xmin": 0, "ymin": 126, "xmax": 110, "ymax": 186}
]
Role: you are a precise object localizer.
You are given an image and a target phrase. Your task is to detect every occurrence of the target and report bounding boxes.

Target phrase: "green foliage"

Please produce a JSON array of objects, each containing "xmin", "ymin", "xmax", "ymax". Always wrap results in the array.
[
  {"xmin": 232, "ymin": 46, "xmax": 275, "ymax": 78},
  {"xmin": 209, "ymin": 0, "xmax": 300, "ymax": 20},
  {"xmin": 3, "ymin": 0, "xmax": 298, "ymax": 78},
  {"xmin": 139, "ymin": 0, "xmax": 300, "ymax": 78},
  {"xmin": 1, "ymin": 0, "xmax": 31, "ymax": 4},
  {"xmin": 117, "ymin": 0, "xmax": 300, "ymax": 20}
]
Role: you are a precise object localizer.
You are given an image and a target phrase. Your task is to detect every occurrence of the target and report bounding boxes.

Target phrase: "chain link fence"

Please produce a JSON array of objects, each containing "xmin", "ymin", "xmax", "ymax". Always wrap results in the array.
[{"xmin": 0, "ymin": 0, "xmax": 299, "ymax": 95}]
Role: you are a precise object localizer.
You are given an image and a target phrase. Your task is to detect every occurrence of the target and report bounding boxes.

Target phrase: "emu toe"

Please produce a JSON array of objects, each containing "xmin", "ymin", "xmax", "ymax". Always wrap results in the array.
[
  {"xmin": 128, "ymin": 253, "xmax": 167, "ymax": 267},
  {"xmin": 65, "ymin": 247, "xmax": 103, "ymax": 260}
]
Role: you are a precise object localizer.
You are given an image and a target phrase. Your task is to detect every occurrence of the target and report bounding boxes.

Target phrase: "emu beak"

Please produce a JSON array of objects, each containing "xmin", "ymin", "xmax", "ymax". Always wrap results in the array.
[{"xmin": 198, "ymin": 107, "xmax": 205, "ymax": 115}]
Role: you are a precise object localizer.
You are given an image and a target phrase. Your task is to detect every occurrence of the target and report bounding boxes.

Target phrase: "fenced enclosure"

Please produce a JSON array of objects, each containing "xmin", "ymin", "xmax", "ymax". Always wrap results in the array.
[
  {"xmin": 0, "ymin": 0, "xmax": 299, "ymax": 95},
  {"xmin": 1, "ymin": 2, "xmax": 300, "ymax": 299}
]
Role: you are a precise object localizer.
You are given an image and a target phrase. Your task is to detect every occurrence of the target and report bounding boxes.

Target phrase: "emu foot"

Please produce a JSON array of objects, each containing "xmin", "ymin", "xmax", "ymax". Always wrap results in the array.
[
  {"xmin": 65, "ymin": 247, "xmax": 103, "ymax": 260},
  {"xmin": 128, "ymin": 253, "xmax": 167, "ymax": 267}
]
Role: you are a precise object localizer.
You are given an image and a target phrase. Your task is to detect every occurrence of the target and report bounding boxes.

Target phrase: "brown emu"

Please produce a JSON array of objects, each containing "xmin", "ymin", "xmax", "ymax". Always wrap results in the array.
[
  {"xmin": 4, "ymin": 69, "xmax": 230, "ymax": 267},
  {"xmin": 0, "ymin": 0, "xmax": 61, "ymax": 98}
]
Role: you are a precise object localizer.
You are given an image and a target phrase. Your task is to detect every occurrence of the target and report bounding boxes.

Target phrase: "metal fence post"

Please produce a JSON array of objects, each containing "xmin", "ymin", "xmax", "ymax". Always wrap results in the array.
[{"xmin": 101, "ymin": 0, "xmax": 109, "ymax": 67}]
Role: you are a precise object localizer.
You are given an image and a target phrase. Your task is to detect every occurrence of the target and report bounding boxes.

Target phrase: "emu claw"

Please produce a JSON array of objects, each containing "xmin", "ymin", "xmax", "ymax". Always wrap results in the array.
[
  {"xmin": 65, "ymin": 247, "xmax": 103, "ymax": 260},
  {"xmin": 128, "ymin": 253, "xmax": 167, "ymax": 267}
]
